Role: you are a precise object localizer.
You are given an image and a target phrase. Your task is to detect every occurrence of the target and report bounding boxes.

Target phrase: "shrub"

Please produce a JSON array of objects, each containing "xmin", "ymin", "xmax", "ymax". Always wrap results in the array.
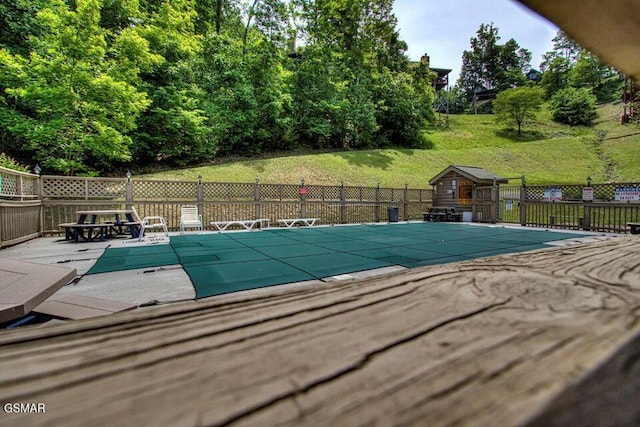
[
  {"xmin": 0, "ymin": 153, "xmax": 29, "ymax": 172},
  {"xmin": 549, "ymin": 87, "xmax": 598, "ymax": 126}
]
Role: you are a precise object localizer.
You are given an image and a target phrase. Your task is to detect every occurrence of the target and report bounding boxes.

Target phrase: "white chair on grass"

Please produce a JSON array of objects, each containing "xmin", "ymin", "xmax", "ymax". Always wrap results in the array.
[
  {"xmin": 180, "ymin": 205, "xmax": 203, "ymax": 234},
  {"xmin": 131, "ymin": 206, "xmax": 169, "ymax": 241}
]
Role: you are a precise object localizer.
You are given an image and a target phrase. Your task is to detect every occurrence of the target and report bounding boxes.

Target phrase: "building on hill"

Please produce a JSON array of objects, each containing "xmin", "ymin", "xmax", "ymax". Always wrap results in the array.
[
  {"xmin": 429, "ymin": 165, "xmax": 508, "ymax": 220},
  {"xmin": 526, "ymin": 69, "xmax": 542, "ymax": 82},
  {"xmin": 418, "ymin": 54, "xmax": 451, "ymax": 92}
]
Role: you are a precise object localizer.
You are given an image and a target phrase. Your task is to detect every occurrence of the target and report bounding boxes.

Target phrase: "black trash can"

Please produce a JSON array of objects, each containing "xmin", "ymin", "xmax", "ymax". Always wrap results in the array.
[{"xmin": 387, "ymin": 206, "xmax": 399, "ymax": 222}]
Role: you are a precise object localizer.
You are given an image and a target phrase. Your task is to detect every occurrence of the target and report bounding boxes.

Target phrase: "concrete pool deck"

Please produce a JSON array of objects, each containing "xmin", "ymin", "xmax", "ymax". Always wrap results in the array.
[{"xmin": 0, "ymin": 222, "xmax": 619, "ymax": 312}]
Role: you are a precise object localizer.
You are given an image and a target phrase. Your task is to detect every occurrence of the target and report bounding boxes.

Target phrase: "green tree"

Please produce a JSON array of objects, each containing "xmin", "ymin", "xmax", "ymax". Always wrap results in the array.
[
  {"xmin": 549, "ymin": 87, "xmax": 598, "ymax": 126},
  {"xmin": 541, "ymin": 31, "xmax": 622, "ymax": 102},
  {"xmin": 540, "ymin": 31, "xmax": 582, "ymax": 70},
  {"xmin": 570, "ymin": 51, "xmax": 621, "ymax": 102},
  {"xmin": 493, "ymin": 86, "xmax": 544, "ymax": 135},
  {"xmin": 132, "ymin": 0, "xmax": 215, "ymax": 166},
  {"xmin": 0, "ymin": 0, "xmax": 45, "ymax": 54},
  {"xmin": 540, "ymin": 56, "xmax": 571, "ymax": 97},
  {"xmin": 457, "ymin": 23, "xmax": 532, "ymax": 101},
  {"xmin": 291, "ymin": 0, "xmax": 426, "ymax": 149},
  {"xmin": 0, "ymin": 0, "xmax": 152, "ymax": 175}
]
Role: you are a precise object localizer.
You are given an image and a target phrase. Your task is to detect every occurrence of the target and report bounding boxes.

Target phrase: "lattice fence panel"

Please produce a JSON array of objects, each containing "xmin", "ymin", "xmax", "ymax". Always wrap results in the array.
[
  {"xmin": 342, "ymin": 186, "xmax": 378, "ymax": 201},
  {"xmin": 260, "ymin": 184, "xmax": 300, "ymax": 201},
  {"xmin": 134, "ymin": 180, "xmax": 197, "ymax": 201},
  {"xmin": 0, "ymin": 174, "xmax": 18, "ymax": 197},
  {"xmin": 203, "ymin": 182, "xmax": 254, "ymax": 201},
  {"xmin": 42, "ymin": 177, "xmax": 86, "ymax": 199},
  {"xmin": 526, "ymin": 185, "xmax": 583, "ymax": 201},
  {"xmin": 20, "ymin": 176, "xmax": 38, "ymax": 197},
  {"xmin": 343, "ymin": 186, "xmax": 370, "ymax": 201},
  {"xmin": 305, "ymin": 185, "xmax": 340, "ymax": 201},
  {"xmin": 88, "ymin": 179, "xmax": 126, "ymax": 200},
  {"xmin": 43, "ymin": 177, "xmax": 124, "ymax": 200},
  {"xmin": 0, "ymin": 168, "xmax": 41, "ymax": 199},
  {"xmin": 594, "ymin": 184, "xmax": 616, "ymax": 202},
  {"xmin": 406, "ymin": 189, "xmax": 432, "ymax": 202},
  {"xmin": 310, "ymin": 185, "xmax": 341, "ymax": 200},
  {"xmin": 378, "ymin": 188, "xmax": 399, "ymax": 202}
]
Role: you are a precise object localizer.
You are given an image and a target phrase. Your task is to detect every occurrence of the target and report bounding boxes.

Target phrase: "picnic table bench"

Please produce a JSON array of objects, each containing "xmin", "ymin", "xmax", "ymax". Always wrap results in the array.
[
  {"xmin": 423, "ymin": 207, "xmax": 463, "ymax": 222},
  {"xmin": 277, "ymin": 218, "xmax": 319, "ymax": 227},
  {"xmin": 58, "ymin": 223, "xmax": 111, "ymax": 242},
  {"xmin": 628, "ymin": 222, "xmax": 640, "ymax": 234},
  {"xmin": 211, "ymin": 219, "xmax": 270, "ymax": 231},
  {"xmin": 59, "ymin": 210, "xmax": 140, "ymax": 242}
]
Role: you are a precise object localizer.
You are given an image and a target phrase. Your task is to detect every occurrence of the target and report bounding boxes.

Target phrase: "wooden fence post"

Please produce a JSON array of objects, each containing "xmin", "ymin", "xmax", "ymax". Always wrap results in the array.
[
  {"xmin": 300, "ymin": 178, "xmax": 306, "ymax": 218},
  {"xmin": 375, "ymin": 183, "xmax": 381, "ymax": 223},
  {"xmin": 197, "ymin": 175, "xmax": 204, "ymax": 219},
  {"xmin": 490, "ymin": 178, "xmax": 498, "ymax": 223},
  {"xmin": 125, "ymin": 171, "xmax": 133, "ymax": 205},
  {"xmin": 340, "ymin": 181, "xmax": 346, "ymax": 224},
  {"xmin": 403, "ymin": 184, "xmax": 409, "ymax": 221},
  {"xmin": 37, "ymin": 174, "xmax": 43, "ymax": 236},
  {"xmin": 520, "ymin": 175, "xmax": 527, "ymax": 226},
  {"xmin": 582, "ymin": 176, "xmax": 592, "ymax": 231},
  {"xmin": 254, "ymin": 177, "xmax": 261, "ymax": 219},
  {"xmin": 17, "ymin": 175, "xmax": 23, "ymax": 202}
]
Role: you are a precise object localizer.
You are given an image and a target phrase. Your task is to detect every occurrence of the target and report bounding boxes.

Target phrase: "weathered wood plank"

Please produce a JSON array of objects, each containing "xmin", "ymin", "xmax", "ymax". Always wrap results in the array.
[
  {"xmin": 0, "ymin": 238, "xmax": 638, "ymax": 426},
  {"xmin": 0, "ymin": 260, "xmax": 76, "ymax": 323},
  {"xmin": 33, "ymin": 294, "xmax": 137, "ymax": 320}
]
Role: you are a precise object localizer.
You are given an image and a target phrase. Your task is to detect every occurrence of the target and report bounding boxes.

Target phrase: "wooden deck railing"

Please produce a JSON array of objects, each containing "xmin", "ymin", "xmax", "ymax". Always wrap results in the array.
[{"xmin": 0, "ymin": 167, "xmax": 41, "ymax": 248}]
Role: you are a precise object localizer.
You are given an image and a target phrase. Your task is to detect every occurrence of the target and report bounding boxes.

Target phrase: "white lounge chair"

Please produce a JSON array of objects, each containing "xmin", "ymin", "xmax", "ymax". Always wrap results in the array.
[
  {"xmin": 131, "ymin": 206, "xmax": 169, "ymax": 241},
  {"xmin": 180, "ymin": 205, "xmax": 203, "ymax": 234}
]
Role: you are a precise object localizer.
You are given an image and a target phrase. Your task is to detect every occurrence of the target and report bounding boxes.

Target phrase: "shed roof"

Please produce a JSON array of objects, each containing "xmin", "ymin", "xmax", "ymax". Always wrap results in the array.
[
  {"xmin": 517, "ymin": 0, "xmax": 640, "ymax": 82},
  {"xmin": 429, "ymin": 165, "xmax": 508, "ymax": 185}
]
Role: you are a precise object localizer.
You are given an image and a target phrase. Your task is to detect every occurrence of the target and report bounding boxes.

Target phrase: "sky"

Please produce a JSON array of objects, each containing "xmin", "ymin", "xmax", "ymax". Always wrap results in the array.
[{"xmin": 392, "ymin": 0, "xmax": 559, "ymax": 86}]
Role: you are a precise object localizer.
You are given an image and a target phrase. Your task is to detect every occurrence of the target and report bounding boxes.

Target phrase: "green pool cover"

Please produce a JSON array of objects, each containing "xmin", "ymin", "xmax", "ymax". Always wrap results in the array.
[{"xmin": 87, "ymin": 222, "xmax": 590, "ymax": 298}]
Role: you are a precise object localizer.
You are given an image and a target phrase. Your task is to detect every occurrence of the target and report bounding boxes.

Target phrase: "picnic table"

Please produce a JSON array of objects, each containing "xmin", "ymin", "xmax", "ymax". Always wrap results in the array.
[
  {"xmin": 59, "ymin": 209, "xmax": 140, "ymax": 242},
  {"xmin": 423, "ymin": 207, "xmax": 463, "ymax": 222}
]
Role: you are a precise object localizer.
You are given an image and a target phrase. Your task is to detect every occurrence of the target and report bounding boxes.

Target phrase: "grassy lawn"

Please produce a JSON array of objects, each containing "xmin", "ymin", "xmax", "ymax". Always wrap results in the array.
[{"xmin": 143, "ymin": 103, "xmax": 640, "ymax": 187}]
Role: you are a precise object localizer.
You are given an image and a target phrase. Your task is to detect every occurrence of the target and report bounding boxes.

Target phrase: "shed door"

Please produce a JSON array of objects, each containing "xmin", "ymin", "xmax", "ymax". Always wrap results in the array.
[{"xmin": 473, "ymin": 186, "xmax": 496, "ymax": 223}]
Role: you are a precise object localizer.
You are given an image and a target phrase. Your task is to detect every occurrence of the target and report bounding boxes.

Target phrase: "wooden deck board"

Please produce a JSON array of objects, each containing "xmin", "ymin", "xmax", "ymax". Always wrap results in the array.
[
  {"xmin": 34, "ymin": 294, "xmax": 137, "ymax": 320},
  {"xmin": 0, "ymin": 238, "xmax": 639, "ymax": 426},
  {"xmin": 0, "ymin": 260, "xmax": 76, "ymax": 323}
]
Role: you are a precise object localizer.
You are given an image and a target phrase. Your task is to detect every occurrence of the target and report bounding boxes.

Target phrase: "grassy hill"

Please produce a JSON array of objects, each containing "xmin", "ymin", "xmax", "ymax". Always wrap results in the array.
[{"xmin": 144, "ymin": 102, "xmax": 640, "ymax": 187}]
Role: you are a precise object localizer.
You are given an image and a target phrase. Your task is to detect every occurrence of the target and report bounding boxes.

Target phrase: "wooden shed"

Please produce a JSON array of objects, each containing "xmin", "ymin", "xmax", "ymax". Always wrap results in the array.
[{"xmin": 429, "ymin": 165, "xmax": 507, "ymax": 216}]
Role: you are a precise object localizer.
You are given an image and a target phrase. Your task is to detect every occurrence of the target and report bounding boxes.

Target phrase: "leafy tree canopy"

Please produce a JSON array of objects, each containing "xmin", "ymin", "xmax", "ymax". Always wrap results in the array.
[
  {"xmin": 456, "ymin": 23, "xmax": 532, "ymax": 101},
  {"xmin": 493, "ymin": 86, "xmax": 544, "ymax": 136},
  {"xmin": 549, "ymin": 87, "xmax": 598, "ymax": 126},
  {"xmin": 540, "ymin": 30, "xmax": 622, "ymax": 102},
  {"xmin": 0, "ymin": 0, "xmax": 436, "ymax": 175}
]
